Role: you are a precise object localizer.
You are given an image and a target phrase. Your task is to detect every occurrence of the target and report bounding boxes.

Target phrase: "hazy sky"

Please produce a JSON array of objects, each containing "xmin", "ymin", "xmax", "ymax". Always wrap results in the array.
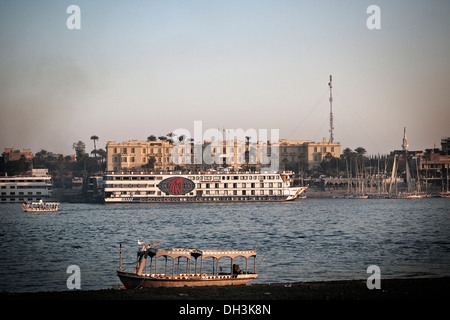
[{"xmin": 1, "ymin": 0, "xmax": 449, "ymax": 156}]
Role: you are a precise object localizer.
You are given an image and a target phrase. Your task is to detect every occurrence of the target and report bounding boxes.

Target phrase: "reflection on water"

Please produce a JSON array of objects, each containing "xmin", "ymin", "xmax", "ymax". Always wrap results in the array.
[{"xmin": 0, "ymin": 198, "xmax": 449, "ymax": 292}]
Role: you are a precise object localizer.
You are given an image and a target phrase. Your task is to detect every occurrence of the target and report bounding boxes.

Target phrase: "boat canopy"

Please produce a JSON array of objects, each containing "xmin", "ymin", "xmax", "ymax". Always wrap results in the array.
[{"xmin": 143, "ymin": 247, "xmax": 256, "ymax": 261}]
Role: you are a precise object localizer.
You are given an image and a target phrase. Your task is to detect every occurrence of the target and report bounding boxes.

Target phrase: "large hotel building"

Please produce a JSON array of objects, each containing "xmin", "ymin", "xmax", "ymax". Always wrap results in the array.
[{"xmin": 106, "ymin": 138, "xmax": 340, "ymax": 172}]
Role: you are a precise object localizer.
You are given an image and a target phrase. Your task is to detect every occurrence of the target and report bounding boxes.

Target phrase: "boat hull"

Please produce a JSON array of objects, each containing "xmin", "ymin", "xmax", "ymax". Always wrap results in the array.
[
  {"xmin": 117, "ymin": 271, "xmax": 258, "ymax": 289},
  {"xmin": 23, "ymin": 208, "xmax": 59, "ymax": 212}
]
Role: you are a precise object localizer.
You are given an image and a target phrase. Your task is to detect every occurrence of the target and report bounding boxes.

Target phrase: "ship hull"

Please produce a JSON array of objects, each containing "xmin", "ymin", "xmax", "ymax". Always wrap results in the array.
[
  {"xmin": 104, "ymin": 195, "xmax": 299, "ymax": 203},
  {"xmin": 117, "ymin": 271, "xmax": 258, "ymax": 289}
]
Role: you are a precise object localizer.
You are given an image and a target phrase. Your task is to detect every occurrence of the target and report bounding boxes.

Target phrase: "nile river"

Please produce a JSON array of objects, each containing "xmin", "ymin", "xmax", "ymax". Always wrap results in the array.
[{"xmin": 0, "ymin": 198, "xmax": 449, "ymax": 292}]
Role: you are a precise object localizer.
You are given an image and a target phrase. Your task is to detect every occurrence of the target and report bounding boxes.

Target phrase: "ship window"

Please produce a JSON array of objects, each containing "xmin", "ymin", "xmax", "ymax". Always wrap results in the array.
[
  {"xmin": 260, "ymin": 190, "xmax": 264, "ymax": 195},
  {"xmin": 224, "ymin": 183, "xmax": 228, "ymax": 188},
  {"xmin": 242, "ymin": 183, "xmax": 246, "ymax": 188},
  {"xmin": 233, "ymin": 183, "xmax": 237, "ymax": 188},
  {"xmin": 215, "ymin": 183, "xmax": 219, "ymax": 188}
]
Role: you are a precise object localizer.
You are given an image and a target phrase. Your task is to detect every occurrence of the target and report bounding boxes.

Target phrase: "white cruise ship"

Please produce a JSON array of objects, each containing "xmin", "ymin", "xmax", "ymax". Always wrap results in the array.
[
  {"xmin": 0, "ymin": 169, "xmax": 53, "ymax": 203},
  {"xmin": 103, "ymin": 171, "xmax": 307, "ymax": 203}
]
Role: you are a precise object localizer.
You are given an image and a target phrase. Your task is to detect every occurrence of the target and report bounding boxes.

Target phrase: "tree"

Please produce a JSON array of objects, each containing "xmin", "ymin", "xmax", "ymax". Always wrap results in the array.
[
  {"xmin": 355, "ymin": 147, "xmax": 367, "ymax": 173},
  {"xmin": 90, "ymin": 135, "xmax": 99, "ymax": 160},
  {"xmin": 96, "ymin": 149, "xmax": 107, "ymax": 164},
  {"xmin": 355, "ymin": 147, "xmax": 367, "ymax": 157},
  {"xmin": 142, "ymin": 156, "xmax": 156, "ymax": 169},
  {"xmin": 147, "ymin": 135, "xmax": 157, "ymax": 141},
  {"xmin": 72, "ymin": 141, "xmax": 86, "ymax": 160},
  {"xmin": 166, "ymin": 132, "xmax": 174, "ymax": 144}
]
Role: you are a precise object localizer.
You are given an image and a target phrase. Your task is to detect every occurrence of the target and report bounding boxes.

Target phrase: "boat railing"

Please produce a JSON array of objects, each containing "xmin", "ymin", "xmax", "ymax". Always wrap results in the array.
[{"xmin": 104, "ymin": 170, "xmax": 292, "ymax": 176}]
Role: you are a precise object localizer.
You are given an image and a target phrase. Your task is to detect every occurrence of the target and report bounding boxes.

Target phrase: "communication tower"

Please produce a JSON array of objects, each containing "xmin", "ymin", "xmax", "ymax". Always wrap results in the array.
[{"xmin": 328, "ymin": 75, "xmax": 334, "ymax": 143}]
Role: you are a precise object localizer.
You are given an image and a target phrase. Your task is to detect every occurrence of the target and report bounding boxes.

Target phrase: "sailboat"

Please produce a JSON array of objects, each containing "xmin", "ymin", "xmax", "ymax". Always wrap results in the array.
[{"xmin": 399, "ymin": 156, "xmax": 428, "ymax": 198}]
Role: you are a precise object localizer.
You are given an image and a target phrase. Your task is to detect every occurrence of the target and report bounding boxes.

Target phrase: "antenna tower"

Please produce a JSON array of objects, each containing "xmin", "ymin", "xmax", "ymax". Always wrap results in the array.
[{"xmin": 328, "ymin": 75, "xmax": 334, "ymax": 143}]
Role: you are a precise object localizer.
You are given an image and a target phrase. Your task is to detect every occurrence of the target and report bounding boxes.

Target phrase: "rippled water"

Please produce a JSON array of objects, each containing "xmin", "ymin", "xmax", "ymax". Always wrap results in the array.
[{"xmin": 1, "ymin": 198, "xmax": 449, "ymax": 292}]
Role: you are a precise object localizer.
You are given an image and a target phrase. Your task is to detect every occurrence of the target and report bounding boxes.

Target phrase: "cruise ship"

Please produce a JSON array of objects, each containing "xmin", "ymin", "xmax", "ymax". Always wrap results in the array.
[
  {"xmin": 103, "ymin": 171, "xmax": 307, "ymax": 203},
  {"xmin": 0, "ymin": 169, "xmax": 54, "ymax": 203}
]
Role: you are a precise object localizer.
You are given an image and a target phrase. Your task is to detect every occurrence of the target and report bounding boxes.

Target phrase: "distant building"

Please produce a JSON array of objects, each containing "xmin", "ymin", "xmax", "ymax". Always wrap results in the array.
[
  {"xmin": 3, "ymin": 148, "xmax": 34, "ymax": 162},
  {"xmin": 106, "ymin": 140, "xmax": 175, "ymax": 172},
  {"xmin": 279, "ymin": 138, "xmax": 341, "ymax": 170},
  {"xmin": 107, "ymin": 138, "xmax": 341, "ymax": 172},
  {"xmin": 420, "ymin": 137, "xmax": 450, "ymax": 177},
  {"xmin": 441, "ymin": 137, "xmax": 450, "ymax": 155}
]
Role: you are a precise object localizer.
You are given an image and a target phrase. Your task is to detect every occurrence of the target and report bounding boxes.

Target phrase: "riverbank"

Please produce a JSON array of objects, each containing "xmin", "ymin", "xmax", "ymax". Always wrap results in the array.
[{"xmin": 2, "ymin": 277, "xmax": 448, "ymax": 300}]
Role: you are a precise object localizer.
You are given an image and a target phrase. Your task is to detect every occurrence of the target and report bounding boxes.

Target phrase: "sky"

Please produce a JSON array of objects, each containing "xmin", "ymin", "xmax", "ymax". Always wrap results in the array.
[{"xmin": 1, "ymin": 0, "xmax": 449, "ymax": 156}]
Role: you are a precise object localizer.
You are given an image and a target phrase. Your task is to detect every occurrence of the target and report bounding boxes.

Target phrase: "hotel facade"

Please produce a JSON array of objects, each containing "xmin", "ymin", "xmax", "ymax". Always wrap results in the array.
[{"xmin": 106, "ymin": 138, "xmax": 340, "ymax": 172}]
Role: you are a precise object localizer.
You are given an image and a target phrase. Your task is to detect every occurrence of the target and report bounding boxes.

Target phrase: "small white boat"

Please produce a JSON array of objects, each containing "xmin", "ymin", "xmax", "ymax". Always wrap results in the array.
[{"xmin": 22, "ymin": 200, "xmax": 60, "ymax": 212}]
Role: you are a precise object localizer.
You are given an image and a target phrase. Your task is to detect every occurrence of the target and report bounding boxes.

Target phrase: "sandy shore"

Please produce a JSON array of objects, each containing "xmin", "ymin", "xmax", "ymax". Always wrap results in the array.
[{"xmin": 2, "ymin": 277, "xmax": 448, "ymax": 300}]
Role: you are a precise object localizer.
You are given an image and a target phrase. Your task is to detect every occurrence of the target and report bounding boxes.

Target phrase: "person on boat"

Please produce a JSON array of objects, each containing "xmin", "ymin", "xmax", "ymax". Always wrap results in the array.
[{"xmin": 233, "ymin": 264, "xmax": 243, "ymax": 276}]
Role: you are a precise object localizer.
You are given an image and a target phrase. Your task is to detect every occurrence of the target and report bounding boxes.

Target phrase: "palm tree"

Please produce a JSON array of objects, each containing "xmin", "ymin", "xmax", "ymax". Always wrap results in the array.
[
  {"xmin": 166, "ymin": 132, "xmax": 174, "ymax": 145},
  {"xmin": 90, "ymin": 135, "xmax": 99, "ymax": 161},
  {"xmin": 355, "ymin": 147, "xmax": 367, "ymax": 173}
]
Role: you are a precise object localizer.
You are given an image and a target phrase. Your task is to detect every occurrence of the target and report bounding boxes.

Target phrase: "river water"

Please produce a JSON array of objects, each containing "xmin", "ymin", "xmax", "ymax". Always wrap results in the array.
[{"xmin": 0, "ymin": 198, "xmax": 449, "ymax": 293}]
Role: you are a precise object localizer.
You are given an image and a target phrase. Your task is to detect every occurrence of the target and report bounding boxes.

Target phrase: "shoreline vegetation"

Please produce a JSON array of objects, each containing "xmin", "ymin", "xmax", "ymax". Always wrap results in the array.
[{"xmin": 2, "ymin": 277, "xmax": 449, "ymax": 300}]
